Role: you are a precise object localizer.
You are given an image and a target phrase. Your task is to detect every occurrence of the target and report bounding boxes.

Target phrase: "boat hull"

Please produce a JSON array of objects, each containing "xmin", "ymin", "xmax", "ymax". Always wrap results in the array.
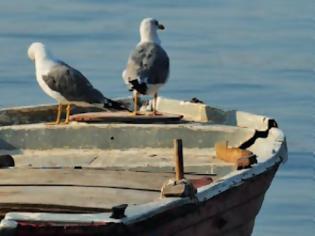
[
  {"xmin": 127, "ymin": 164, "xmax": 278, "ymax": 236},
  {"xmin": 6, "ymin": 164, "xmax": 278, "ymax": 236},
  {"xmin": 0, "ymin": 98, "xmax": 287, "ymax": 236}
]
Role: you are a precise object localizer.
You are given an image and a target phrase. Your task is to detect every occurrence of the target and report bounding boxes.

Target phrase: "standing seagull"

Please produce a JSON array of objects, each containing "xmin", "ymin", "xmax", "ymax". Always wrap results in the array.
[
  {"xmin": 28, "ymin": 42, "xmax": 125, "ymax": 124},
  {"xmin": 122, "ymin": 18, "xmax": 170, "ymax": 115}
]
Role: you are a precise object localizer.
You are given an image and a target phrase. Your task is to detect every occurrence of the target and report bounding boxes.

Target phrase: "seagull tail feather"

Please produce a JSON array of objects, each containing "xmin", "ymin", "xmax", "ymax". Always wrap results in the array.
[{"xmin": 129, "ymin": 80, "xmax": 147, "ymax": 95}]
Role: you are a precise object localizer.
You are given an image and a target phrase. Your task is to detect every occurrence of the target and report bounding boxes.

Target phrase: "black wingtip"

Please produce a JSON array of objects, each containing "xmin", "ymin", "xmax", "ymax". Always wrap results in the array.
[{"xmin": 104, "ymin": 99, "xmax": 131, "ymax": 111}]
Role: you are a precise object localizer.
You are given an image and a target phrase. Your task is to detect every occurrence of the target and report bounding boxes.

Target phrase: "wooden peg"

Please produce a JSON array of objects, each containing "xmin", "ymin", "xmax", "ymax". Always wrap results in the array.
[{"xmin": 174, "ymin": 139, "xmax": 184, "ymax": 180}]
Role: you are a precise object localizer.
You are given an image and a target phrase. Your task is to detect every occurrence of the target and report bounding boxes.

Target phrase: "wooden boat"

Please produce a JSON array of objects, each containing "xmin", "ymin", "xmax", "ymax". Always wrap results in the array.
[{"xmin": 0, "ymin": 97, "xmax": 287, "ymax": 236}]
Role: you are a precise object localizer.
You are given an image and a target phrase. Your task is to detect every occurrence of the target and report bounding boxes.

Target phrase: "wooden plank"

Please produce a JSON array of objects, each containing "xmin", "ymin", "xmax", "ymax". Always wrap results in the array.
[
  {"xmin": 0, "ymin": 185, "xmax": 158, "ymax": 210},
  {"xmin": 13, "ymin": 153, "xmax": 97, "ymax": 168},
  {"xmin": 0, "ymin": 168, "xmax": 214, "ymax": 191},
  {"xmin": 0, "ymin": 105, "xmax": 105, "ymax": 126},
  {"xmin": 0, "ymin": 168, "xmax": 216, "ymax": 213},
  {"xmin": 0, "ymin": 169, "xmax": 171, "ymax": 191},
  {"xmin": 70, "ymin": 111, "xmax": 183, "ymax": 123}
]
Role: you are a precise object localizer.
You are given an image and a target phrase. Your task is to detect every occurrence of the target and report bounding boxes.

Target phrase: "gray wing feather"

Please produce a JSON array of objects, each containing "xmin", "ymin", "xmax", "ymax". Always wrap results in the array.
[
  {"xmin": 124, "ymin": 42, "xmax": 169, "ymax": 85},
  {"xmin": 42, "ymin": 62, "xmax": 105, "ymax": 104}
]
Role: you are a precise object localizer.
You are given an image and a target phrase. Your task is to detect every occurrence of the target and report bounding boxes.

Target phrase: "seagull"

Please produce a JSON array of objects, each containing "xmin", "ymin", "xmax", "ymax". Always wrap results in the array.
[
  {"xmin": 122, "ymin": 18, "xmax": 170, "ymax": 115},
  {"xmin": 28, "ymin": 42, "xmax": 125, "ymax": 124}
]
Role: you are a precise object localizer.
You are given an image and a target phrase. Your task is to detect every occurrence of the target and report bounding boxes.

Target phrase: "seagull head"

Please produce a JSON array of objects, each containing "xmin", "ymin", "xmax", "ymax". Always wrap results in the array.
[
  {"xmin": 27, "ymin": 42, "xmax": 49, "ymax": 62},
  {"xmin": 139, "ymin": 18, "xmax": 165, "ymax": 44}
]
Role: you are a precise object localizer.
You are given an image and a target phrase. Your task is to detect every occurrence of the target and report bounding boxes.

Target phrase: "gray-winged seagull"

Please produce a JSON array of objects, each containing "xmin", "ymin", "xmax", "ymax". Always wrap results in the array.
[
  {"xmin": 122, "ymin": 18, "xmax": 170, "ymax": 115},
  {"xmin": 28, "ymin": 42, "xmax": 125, "ymax": 124}
]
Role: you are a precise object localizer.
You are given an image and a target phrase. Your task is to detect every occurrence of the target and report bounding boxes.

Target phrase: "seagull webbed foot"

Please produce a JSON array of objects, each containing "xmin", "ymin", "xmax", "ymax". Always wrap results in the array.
[{"xmin": 130, "ymin": 111, "xmax": 145, "ymax": 116}]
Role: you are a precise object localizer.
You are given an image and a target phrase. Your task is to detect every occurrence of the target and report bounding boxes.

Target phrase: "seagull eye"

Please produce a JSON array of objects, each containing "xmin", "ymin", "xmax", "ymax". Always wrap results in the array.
[{"xmin": 154, "ymin": 20, "xmax": 159, "ymax": 26}]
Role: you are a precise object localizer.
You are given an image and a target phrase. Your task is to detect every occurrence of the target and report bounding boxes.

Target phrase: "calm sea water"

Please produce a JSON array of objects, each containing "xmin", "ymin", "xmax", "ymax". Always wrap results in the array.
[{"xmin": 0, "ymin": 1, "xmax": 313, "ymax": 235}]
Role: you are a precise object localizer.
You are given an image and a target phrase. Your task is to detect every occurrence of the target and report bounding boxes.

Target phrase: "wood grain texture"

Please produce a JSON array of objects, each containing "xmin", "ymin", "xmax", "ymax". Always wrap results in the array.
[
  {"xmin": 0, "ymin": 185, "xmax": 158, "ymax": 211},
  {"xmin": 69, "ymin": 111, "xmax": 183, "ymax": 123},
  {"xmin": 0, "ymin": 168, "xmax": 213, "ymax": 191},
  {"xmin": 0, "ymin": 168, "xmax": 215, "ymax": 214}
]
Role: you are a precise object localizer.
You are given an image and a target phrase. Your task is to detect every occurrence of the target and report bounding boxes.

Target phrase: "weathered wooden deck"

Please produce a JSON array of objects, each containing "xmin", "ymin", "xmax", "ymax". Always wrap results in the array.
[
  {"xmin": 0, "ymin": 148, "xmax": 233, "ymax": 215},
  {"xmin": 0, "ymin": 98, "xmax": 288, "ymax": 235}
]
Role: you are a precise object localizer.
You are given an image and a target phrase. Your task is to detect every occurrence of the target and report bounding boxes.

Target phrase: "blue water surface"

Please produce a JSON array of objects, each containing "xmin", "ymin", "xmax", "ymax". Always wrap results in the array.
[{"xmin": 0, "ymin": 1, "xmax": 313, "ymax": 235}]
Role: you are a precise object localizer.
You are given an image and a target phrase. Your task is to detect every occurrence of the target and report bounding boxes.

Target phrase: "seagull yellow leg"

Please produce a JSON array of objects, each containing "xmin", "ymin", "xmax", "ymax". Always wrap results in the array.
[
  {"xmin": 151, "ymin": 93, "xmax": 162, "ymax": 116},
  {"xmin": 65, "ymin": 104, "xmax": 71, "ymax": 124},
  {"xmin": 132, "ymin": 91, "xmax": 140, "ymax": 116},
  {"xmin": 55, "ymin": 104, "xmax": 62, "ymax": 125}
]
